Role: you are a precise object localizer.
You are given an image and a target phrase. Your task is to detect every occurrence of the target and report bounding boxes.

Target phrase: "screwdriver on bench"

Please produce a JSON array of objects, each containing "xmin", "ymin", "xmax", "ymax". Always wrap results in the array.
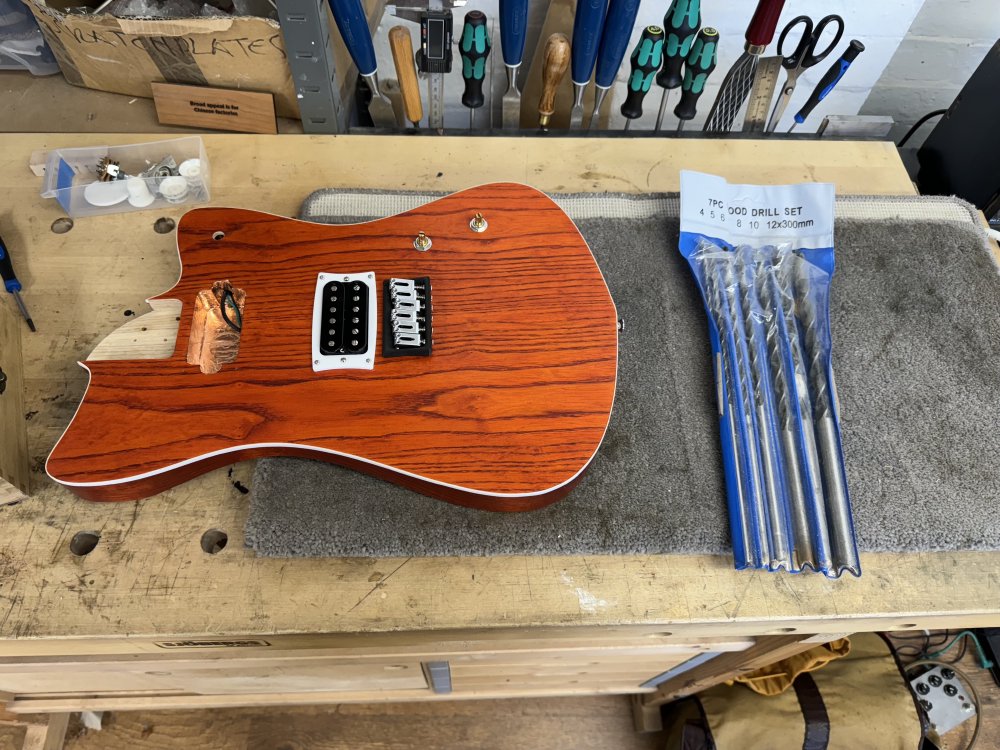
[
  {"xmin": 653, "ymin": 0, "xmax": 700, "ymax": 132},
  {"xmin": 621, "ymin": 25, "xmax": 664, "ymax": 131},
  {"xmin": 675, "ymin": 26, "xmax": 718, "ymax": 132},
  {"xmin": 0, "ymin": 235, "xmax": 35, "ymax": 332},
  {"xmin": 460, "ymin": 10, "xmax": 491, "ymax": 130},
  {"xmin": 788, "ymin": 40, "xmax": 865, "ymax": 132}
]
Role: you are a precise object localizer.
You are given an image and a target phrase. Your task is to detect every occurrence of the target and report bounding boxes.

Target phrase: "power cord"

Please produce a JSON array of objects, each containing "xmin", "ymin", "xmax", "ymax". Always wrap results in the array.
[{"xmin": 897, "ymin": 109, "xmax": 947, "ymax": 147}]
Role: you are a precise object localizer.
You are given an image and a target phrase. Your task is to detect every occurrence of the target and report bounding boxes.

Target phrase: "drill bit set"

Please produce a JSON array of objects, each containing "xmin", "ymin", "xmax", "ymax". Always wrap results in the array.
[{"xmin": 679, "ymin": 172, "xmax": 858, "ymax": 577}]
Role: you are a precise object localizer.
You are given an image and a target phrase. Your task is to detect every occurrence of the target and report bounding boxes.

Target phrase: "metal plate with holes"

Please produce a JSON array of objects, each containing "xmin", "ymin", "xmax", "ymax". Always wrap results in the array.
[
  {"xmin": 311, "ymin": 272, "xmax": 376, "ymax": 371},
  {"xmin": 910, "ymin": 665, "xmax": 977, "ymax": 735}
]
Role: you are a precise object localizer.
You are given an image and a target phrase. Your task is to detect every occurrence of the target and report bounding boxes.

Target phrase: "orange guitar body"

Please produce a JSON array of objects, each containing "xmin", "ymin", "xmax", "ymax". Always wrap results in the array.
[{"xmin": 46, "ymin": 183, "xmax": 618, "ymax": 510}]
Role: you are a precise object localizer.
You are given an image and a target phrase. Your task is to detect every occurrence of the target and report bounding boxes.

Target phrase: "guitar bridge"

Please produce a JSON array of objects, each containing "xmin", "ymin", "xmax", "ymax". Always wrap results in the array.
[{"xmin": 383, "ymin": 277, "xmax": 432, "ymax": 357}]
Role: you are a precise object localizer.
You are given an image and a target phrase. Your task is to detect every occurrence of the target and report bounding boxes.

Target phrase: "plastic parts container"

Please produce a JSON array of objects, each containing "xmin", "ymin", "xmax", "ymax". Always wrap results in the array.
[
  {"xmin": 40, "ymin": 137, "xmax": 211, "ymax": 217},
  {"xmin": 0, "ymin": 0, "xmax": 59, "ymax": 75}
]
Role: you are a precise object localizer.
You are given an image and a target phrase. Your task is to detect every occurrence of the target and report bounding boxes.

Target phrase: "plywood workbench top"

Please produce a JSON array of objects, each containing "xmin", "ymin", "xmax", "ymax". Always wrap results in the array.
[{"xmin": 0, "ymin": 133, "xmax": 994, "ymax": 643}]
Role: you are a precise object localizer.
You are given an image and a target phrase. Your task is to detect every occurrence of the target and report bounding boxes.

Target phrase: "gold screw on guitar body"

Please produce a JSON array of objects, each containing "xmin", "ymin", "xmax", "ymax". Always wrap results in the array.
[
  {"xmin": 469, "ymin": 213, "xmax": 488, "ymax": 232},
  {"xmin": 413, "ymin": 231, "xmax": 432, "ymax": 251}
]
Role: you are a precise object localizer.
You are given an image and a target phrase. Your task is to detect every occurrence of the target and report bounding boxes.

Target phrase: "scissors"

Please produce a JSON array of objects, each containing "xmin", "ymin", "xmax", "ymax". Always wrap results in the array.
[{"xmin": 765, "ymin": 14, "xmax": 845, "ymax": 133}]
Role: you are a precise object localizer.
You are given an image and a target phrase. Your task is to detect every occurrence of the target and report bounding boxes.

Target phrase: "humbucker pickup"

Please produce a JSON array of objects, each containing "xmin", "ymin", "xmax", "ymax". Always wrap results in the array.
[
  {"xmin": 311, "ymin": 272, "xmax": 376, "ymax": 371},
  {"xmin": 383, "ymin": 277, "xmax": 432, "ymax": 357}
]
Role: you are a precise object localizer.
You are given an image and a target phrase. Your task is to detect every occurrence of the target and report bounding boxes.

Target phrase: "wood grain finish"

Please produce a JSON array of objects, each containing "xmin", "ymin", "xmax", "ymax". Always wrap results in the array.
[{"xmin": 45, "ymin": 183, "xmax": 618, "ymax": 509}]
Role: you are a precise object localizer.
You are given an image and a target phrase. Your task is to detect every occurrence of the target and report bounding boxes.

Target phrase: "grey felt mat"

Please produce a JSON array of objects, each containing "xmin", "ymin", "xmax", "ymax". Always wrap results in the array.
[{"xmin": 245, "ymin": 193, "xmax": 1000, "ymax": 558}]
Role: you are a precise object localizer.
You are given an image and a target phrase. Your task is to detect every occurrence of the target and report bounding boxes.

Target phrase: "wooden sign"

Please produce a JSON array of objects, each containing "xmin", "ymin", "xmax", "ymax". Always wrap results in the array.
[{"xmin": 151, "ymin": 83, "xmax": 278, "ymax": 134}]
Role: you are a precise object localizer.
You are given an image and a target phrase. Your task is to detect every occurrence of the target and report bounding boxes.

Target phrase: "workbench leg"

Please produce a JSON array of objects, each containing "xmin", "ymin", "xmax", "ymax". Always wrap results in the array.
[
  {"xmin": 21, "ymin": 713, "xmax": 70, "ymax": 750},
  {"xmin": 632, "ymin": 633, "xmax": 826, "ymax": 731},
  {"xmin": 630, "ymin": 694, "xmax": 663, "ymax": 733}
]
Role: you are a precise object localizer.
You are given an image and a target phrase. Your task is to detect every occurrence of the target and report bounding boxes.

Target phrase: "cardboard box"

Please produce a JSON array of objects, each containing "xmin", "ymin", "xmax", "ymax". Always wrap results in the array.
[{"xmin": 23, "ymin": 0, "xmax": 300, "ymax": 117}]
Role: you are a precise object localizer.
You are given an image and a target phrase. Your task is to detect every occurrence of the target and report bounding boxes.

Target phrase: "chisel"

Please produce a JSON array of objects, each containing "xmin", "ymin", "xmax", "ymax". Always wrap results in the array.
[
  {"xmin": 538, "ymin": 33, "xmax": 570, "ymax": 131},
  {"xmin": 674, "ymin": 26, "xmax": 718, "ymax": 132},
  {"xmin": 587, "ymin": 0, "xmax": 642, "ymax": 130},
  {"xmin": 389, "ymin": 27, "xmax": 423, "ymax": 129},
  {"xmin": 621, "ymin": 25, "xmax": 664, "ymax": 131},
  {"xmin": 654, "ymin": 0, "xmax": 700, "ymax": 132},
  {"xmin": 568, "ymin": 0, "xmax": 607, "ymax": 129},
  {"xmin": 703, "ymin": 0, "xmax": 786, "ymax": 132},
  {"xmin": 0, "ymin": 234, "xmax": 34, "ymax": 332},
  {"xmin": 499, "ymin": 0, "xmax": 529, "ymax": 129},
  {"xmin": 460, "ymin": 10, "xmax": 491, "ymax": 130},
  {"xmin": 327, "ymin": 0, "xmax": 398, "ymax": 127},
  {"xmin": 788, "ymin": 40, "xmax": 865, "ymax": 132}
]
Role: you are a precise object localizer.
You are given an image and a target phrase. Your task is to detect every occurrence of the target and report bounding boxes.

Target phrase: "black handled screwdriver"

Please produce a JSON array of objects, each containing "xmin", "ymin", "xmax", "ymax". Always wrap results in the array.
[
  {"xmin": 654, "ymin": 0, "xmax": 700, "ymax": 131},
  {"xmin": 675, "ymin": 27, "xmax": 718, "ymax": 132},
  {"xmin": 460, "ymin": 10, "xmax": 491, "ymax": 131},
  {"xmin": 621, "ymin": 25, "xmax": 664, "ymax": 131},
  {"xmin": 0, "ymin": 234, "xmax": 34, "ymax": 332}
]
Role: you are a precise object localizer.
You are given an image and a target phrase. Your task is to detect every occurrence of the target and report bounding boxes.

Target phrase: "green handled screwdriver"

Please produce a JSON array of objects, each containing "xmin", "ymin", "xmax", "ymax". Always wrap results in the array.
[
  {"xmin": 789, "ymin": 39, "xmax": 865, "ymax": 132},
  {"xmin": 674, "ymin": 26, "xmax": 718, "ymax": 132},
  {"xmin": 0, "ymin": 234, "xmax": 34, "ymax": 332},
  {"xmin": 621, "ymin": 25, "xmax": 665, "ymax": 131},
  {"xmin": 460, "ymin": 10, "xmax": 491, "ymax": 131},
  {"xmin": 654, "ymin": 0, "xmax": 700, "ymax": 132}
]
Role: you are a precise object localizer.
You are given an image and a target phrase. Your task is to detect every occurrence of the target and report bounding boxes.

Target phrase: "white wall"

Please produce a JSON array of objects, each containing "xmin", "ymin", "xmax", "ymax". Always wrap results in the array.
[{"xmin": 860, "ymin": 0, "xmax": 1000, "ymax": 147}]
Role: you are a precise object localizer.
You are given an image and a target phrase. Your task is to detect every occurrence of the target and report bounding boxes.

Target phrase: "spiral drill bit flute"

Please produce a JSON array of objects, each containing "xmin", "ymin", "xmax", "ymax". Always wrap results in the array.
[
  {"xmin": 788, "ymin": 251, "xmax": 860, "ymax": 576},
  {"xmin": 736, "ymin": 246, "xmax": 790, "ymax": 568},
  {"xmin": 719, "ymin": 254, "xmax": 772, "ymax": 566},
  {"xmin": 775, "ymin": 251, "xmax": 835, "ymax": 571},
  {"xmin": 700, "ymin": 253, "xmax": 752, "ymax": 561},
  {"xmin": 758, "ymin": 251, "xmax": 819, "ymax": 571}
]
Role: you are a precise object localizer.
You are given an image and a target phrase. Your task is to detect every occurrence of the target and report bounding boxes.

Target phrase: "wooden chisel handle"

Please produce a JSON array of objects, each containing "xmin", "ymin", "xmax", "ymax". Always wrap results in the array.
[
  {"xmin": 538, "ymin": 33, "xmax": 570, "ymax": 130},
  {"xmin": 389, "ymin": 26, "xmax": 423, "ymax": 127}
]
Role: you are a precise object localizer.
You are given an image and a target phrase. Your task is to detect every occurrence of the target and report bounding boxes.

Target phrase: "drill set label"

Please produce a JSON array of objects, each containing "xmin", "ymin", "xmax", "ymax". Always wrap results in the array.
[{"xmin": 679, "ymin": 171, "xmax": 859, "ymax": 578}]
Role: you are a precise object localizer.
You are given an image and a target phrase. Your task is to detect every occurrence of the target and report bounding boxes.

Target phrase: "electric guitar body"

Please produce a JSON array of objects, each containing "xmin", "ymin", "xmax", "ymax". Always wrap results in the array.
[{"xmin": 46, "ymin": 183, "xmax": 618, "ymax": 510}]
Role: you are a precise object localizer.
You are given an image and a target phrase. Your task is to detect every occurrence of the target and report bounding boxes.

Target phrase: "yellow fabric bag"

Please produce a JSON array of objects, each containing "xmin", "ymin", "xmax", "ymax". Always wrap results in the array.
[{"xmin": 729, "ymin": 638, "xmax": 852, "ymax": 696}]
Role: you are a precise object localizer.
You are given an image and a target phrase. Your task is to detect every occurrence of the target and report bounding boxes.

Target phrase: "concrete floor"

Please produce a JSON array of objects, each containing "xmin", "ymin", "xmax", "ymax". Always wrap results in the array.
[{"xmin": 0, "ymin": 69, "xmax": 303, "ymax": 133}]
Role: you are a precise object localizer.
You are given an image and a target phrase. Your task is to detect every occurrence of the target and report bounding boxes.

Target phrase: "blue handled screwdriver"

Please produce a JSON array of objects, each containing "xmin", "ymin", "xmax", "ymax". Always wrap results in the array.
[
  {"xmin": 0, "ymin": 235, "xmax": 34, "ymax": 332},
  {"xmin": 568, "ymin": 0, "xmax": 608, "ymax": 129},
  {"xmin": 789, "ymin": 39, "xmax": 865, "ymax": 132},
  {"xmin": 327, "ymin": 0, "xmax": 398, "ymax": 127},
  {"xmin": 587, "ymin": 0, "xmax": 643, "ymax": 130}
]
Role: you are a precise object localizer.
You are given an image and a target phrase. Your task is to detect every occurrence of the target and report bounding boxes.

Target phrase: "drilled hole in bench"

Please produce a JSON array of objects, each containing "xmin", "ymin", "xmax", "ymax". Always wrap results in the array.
[
  {"xmin": 51, "ymin": 217, "xmax": 74, "ymax": 234},
  {"xmin": 201, "ymin": 529, "xmax": 228, "ymax": 554},
  {"xmin": 70, "ymin": 531, "xmax": 100, "ymax": 556},
  {"xmin": 154, "ymin": 217, "xmax": 176, "ymax": 234}
]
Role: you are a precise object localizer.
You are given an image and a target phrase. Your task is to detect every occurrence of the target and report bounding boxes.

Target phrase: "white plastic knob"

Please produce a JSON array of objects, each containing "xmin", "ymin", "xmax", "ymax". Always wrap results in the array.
[
  {"xmin": 159, "ymin": 176, "xmax": 189, "ymax": 203},
  {"xmin": 126, "ymin": 177, "xmax": 155, "ymax": 208}
]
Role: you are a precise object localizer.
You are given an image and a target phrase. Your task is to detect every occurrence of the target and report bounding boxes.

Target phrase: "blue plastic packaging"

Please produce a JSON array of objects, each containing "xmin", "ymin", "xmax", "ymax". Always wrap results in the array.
[{"xmin": 678, "ymin": 172, "xmax": 859, "ymax": 578}]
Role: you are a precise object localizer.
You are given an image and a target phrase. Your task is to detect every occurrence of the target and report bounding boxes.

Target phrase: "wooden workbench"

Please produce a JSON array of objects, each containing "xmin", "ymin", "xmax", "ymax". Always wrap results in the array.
[{"xmin": 0, "ymin": 134, "xmax": 997, "ymax": 738}]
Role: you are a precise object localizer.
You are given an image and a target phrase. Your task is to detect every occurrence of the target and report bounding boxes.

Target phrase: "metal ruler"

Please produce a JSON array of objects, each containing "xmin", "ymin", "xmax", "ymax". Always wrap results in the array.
[{"xmin": 743, "ymin": 55, "xmax": 782, "ymax": 133}]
